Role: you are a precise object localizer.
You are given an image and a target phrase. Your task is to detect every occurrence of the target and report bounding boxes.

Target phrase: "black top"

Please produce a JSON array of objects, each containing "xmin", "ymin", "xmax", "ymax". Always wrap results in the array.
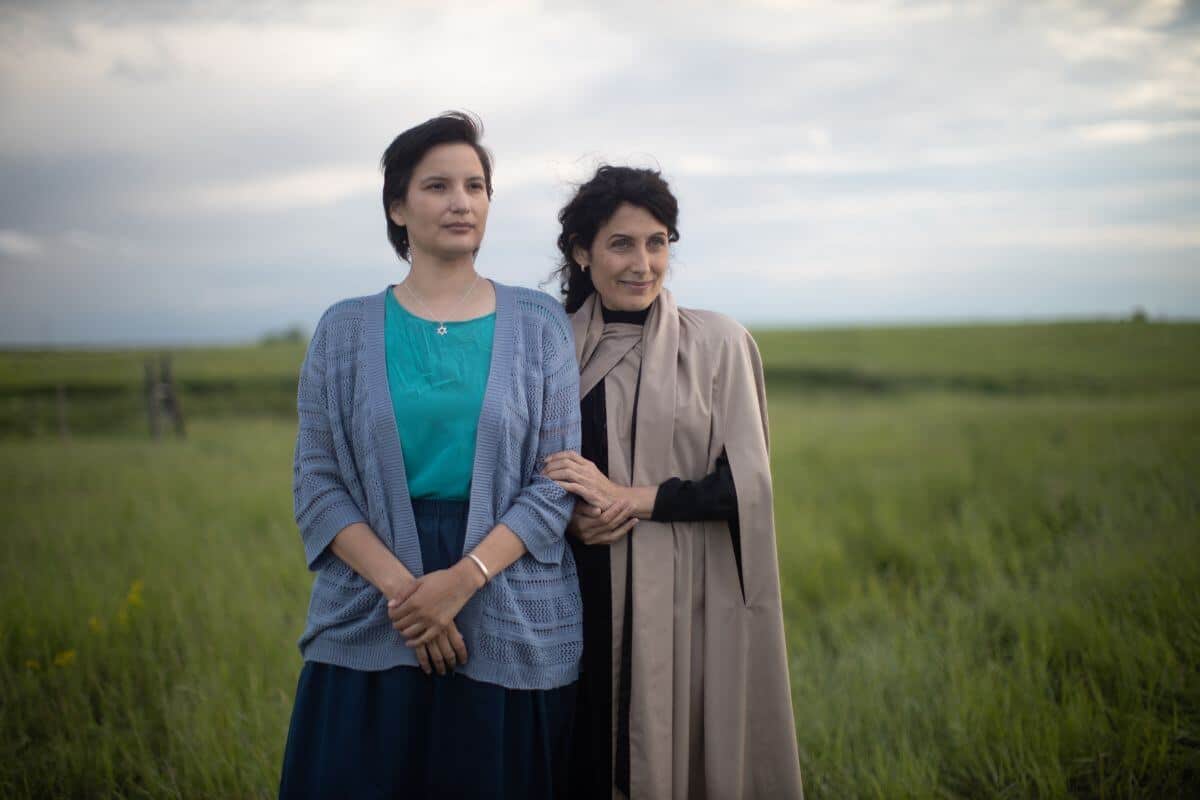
[
  {"xmin": 567, "ymin": 301, "xmax": 742, "ymax": 799},
  {"xmin": 597, "ymin": 306, "xmax": 650, "ymax": 325}
]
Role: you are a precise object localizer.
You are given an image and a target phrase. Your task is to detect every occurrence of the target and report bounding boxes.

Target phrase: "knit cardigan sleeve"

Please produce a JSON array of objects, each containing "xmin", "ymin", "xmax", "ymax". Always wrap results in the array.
[
  {"xmin": 292, "ymin": 311, "xmax": 369, "ymax": 569},
  {"xmin": 497, "ymin": 301, "xmax": 582, "ymax": 565}
]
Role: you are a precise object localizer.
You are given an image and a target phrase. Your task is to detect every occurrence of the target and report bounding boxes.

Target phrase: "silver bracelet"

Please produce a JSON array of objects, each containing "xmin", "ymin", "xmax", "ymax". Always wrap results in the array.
[{"xmin": 466, "ymin": 552, "xmax": 491, "ymax": 584}]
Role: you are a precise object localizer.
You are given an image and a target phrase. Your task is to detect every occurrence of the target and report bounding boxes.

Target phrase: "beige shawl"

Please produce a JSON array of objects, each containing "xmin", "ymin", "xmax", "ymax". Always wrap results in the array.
[{"xmin": 572, "ymin": 289, "xmax": 804, "ymax": 800}]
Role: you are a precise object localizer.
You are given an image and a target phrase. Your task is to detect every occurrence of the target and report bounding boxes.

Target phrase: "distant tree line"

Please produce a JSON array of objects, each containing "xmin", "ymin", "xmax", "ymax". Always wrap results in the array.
[{"xmin": 259, "ymin": 324, "xmax": 308, "ymax": 345}]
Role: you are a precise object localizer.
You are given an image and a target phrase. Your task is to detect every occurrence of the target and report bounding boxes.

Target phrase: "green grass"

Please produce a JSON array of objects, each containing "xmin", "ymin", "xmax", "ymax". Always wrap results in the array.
[
  {"xmin": 2, "ymin": 322, "xmax": 1199, "ymax": 797},
  {"xmin": 771, "ymin": 391, "xmax": 1200, "ymax": 797},
  {"xmin": 0, "ymin": 343, "xmax": 308, "ymax": 388},
  {"xmin": 754, "ymin": 321, "xmax": 1200, "ymax": 395},
  {"xmin": 5, "ymin": 321, "xmax": 1199, "ymax": 437},
  {"xmin": 0, "ymin": 420, "xmax": 304, "ymax": 798},
  {"xmin": 0, "ymin": 343, "xmax": 307, "ymax": 437}
]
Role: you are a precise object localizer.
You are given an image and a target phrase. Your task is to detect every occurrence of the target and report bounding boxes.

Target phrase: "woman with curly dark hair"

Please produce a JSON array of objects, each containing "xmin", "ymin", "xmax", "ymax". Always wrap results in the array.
[{"xmin": 542, "ymin": 165, "xmax": 804, "ymax": 798}]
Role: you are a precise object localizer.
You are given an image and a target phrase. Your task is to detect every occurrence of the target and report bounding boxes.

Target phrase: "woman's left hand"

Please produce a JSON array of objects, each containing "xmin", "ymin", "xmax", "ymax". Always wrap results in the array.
[
  {"xmin": 388, "ymin": 564, "xmax": 481, "ymax": 647},
  {"xmin": 542, "ymin": 451, "xmax": 622, "ymax": 510},
  {"xmin": 569, "ymin": 499, "xmax": 639, "ymax": 545}
]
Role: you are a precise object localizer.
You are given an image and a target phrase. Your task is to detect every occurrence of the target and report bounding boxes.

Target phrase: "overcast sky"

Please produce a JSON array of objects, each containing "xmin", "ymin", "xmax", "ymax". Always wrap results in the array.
[{"xmin": 1, "ymin": 0, "xmax": 1197, "ymax": 345}]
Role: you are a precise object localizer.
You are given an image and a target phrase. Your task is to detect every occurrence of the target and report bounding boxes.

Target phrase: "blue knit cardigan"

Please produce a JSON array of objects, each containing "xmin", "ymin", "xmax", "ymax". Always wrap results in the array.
[{"xmin": 292, "ymin": 282, "xmax": 583, "ymax": 690}]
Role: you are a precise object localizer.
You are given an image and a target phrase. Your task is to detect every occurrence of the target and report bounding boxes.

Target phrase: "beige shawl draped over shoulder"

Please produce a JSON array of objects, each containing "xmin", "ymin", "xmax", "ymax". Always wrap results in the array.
[{"xmin": 571, "ymin": 289, "xmax": 804, "ymax": 800}]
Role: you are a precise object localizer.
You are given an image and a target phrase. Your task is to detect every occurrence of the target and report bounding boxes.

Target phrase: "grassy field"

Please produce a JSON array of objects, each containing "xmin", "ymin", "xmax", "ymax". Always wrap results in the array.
[
  {"xmin": 0, "ymin": 343, "xmax": 308, "ymax": 437},
  {"xmin": 2, "ymin": 321, "xmax": 1198, "ymax": 798}
]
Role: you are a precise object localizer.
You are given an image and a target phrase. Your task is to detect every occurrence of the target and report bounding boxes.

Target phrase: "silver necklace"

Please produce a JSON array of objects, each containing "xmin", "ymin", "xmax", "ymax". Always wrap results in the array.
[{"xmin": 402, "ymin": 274, "xmax": 481, "ymax": 336}]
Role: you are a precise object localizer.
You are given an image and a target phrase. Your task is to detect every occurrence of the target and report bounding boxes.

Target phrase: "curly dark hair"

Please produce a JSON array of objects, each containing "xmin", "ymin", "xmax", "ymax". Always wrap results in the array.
[
  {"xmin": 553, "ymin": 165, "xmax": 680, "ymax": 312},
  {"xmin": 380, "ymin": 111, "xmax": 493, "ymax": 262}
]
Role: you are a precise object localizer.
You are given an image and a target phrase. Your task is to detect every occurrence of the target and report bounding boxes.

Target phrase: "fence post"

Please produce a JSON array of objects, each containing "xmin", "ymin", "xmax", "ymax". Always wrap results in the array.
[
  {"xmin": 56, "ymin": 382, "xmax": 70, "ymax": 440},
  {"xmin": 144, "ymin": 359, "xmax": 161, "ymax": 440},
  {"xmin": 144, "ymin": 355, "xmax": 185, "ymax": 440},
  {"xmin": 160, "ymin": 354, "xmax": 186, "ymax": 438}
]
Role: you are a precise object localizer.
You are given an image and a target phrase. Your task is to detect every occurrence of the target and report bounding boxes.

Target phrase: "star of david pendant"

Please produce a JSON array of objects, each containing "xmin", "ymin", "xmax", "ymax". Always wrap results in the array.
[{"xmin": 436, "ymin": 324, "xmax": 448, "ymax": 336}]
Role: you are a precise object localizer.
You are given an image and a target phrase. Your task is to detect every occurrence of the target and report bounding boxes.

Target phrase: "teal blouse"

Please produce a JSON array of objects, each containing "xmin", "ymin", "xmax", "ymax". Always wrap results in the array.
[{"xmin": 384, "ymin": 287, "xmax": 496, "ymax": 500}]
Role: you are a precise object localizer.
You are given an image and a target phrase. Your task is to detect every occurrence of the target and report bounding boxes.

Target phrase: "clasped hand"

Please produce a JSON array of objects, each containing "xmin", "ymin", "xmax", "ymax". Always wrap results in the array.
[
  {"xmin": 542, "ymin": 451, "xmax": 639, "ymax": 545},
  {"xmin": 387, "ymin": 566, "xmax": 479, "ymax": 676}
]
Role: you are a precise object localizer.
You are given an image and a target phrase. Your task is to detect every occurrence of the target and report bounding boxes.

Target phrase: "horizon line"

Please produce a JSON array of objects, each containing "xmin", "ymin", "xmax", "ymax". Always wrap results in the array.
[{"xmin": 3, "ymin": 311, "xmax": 1196, "ymax": 351}]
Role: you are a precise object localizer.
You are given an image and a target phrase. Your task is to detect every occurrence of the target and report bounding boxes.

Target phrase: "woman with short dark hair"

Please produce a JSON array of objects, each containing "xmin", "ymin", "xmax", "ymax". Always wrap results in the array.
[
  {"xmin": 279, "ymin": 111, "xmax": 582, "ymax": 799},
  {"xmin": 543, "ymin": 165, "xmax": 804, "ymax": 798}
]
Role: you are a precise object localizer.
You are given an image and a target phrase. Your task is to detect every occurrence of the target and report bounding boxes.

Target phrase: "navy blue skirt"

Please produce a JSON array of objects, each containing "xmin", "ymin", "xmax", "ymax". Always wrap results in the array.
[{"xmin": 279, "ymin": 499, "xmax": 577, "ymax": 800}]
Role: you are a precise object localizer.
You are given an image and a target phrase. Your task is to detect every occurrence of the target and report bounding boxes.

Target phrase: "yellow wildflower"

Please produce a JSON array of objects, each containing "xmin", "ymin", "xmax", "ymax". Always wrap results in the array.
[
  {"xmin": 117, "ymin": 608, "xmax": 129, "ymax": 627},
  {"xmin": 88, "ymin": 616, "xmax": 105, "ymax": 633},
  {"xmin": 53, "ymin": 650, "xmax": 77, "ymax": 668},
  {"xmin": 25, "ymin": 658, "xmax": 40, "ymax": 670},
  {"xmin": 126, "ymin": 579, "xmax": 145, "ymax": 608}
]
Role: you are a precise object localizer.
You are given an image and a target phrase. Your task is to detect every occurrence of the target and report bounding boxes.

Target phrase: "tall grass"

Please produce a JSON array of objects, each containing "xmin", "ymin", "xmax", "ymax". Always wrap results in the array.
[
  {"xmin": 771, "ymin": 391, "xmax": 1200, "ymax": 797},
  {"xmin": 2, "ymin": 323, "xmax": 1198, "ymax": 797},
  {"xmin": 0, "ymin": 421, "xmax": 303, "ymax": 798},
  {"xmin": 755, "ymin": 321, "xmax": 1200, "ymax": 393}
]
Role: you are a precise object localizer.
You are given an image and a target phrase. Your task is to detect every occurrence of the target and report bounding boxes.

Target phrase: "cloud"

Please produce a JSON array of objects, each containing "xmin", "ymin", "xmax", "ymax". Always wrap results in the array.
[
  {"xmin": 0, "ymin": 229, "xmax": 42, "ymax": 258},
  {"xmin": 1, "ymin": 0, "xmax": 1199, "ymax": 342},
  {"xmin": 1074, "ymin": 118, "xmax": 1200, "ymax": 143},
  {"xmin": 153, "ymin": 164, "xmax": 379, "ymax": 215},
  {"xmin": 968, "ymin": 222, "xmax": 1200, "ymax": 250}
]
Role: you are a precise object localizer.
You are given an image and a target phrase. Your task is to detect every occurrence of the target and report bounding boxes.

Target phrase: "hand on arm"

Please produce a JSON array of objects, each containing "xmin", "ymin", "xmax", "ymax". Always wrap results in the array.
[
  {"xmin": 567, "ymin": 497, "xmax": 639, "ymax": 545},
  {"xmin": 542, "ymin": 451, "xmax": 657, "ymax": 545}
]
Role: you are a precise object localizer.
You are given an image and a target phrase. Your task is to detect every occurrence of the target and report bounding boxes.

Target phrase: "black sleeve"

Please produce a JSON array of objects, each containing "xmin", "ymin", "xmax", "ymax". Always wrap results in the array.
[
  {"xmin": 579, "ymin": 382, "xmax": 608, "ymax": 474},
  {"xmin": 650, "ymin": 449, "xmax": 739, "ymax": 524}
]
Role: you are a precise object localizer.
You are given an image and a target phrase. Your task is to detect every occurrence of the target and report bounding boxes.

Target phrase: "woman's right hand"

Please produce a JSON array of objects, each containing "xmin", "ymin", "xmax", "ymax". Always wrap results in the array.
[{"xmin": 568, "ymin": 498, "xmax": 639, "ymax": 545}]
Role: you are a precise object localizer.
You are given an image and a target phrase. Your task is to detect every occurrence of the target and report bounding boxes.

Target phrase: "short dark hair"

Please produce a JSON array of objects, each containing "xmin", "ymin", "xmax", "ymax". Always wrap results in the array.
[
  {"xmin": 380, "ymin": 111, "xmax": 493, "ymax": 262},
  {"xmin": 554, "ymin": 165, "xmax": 680, "ymax": 312}
]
